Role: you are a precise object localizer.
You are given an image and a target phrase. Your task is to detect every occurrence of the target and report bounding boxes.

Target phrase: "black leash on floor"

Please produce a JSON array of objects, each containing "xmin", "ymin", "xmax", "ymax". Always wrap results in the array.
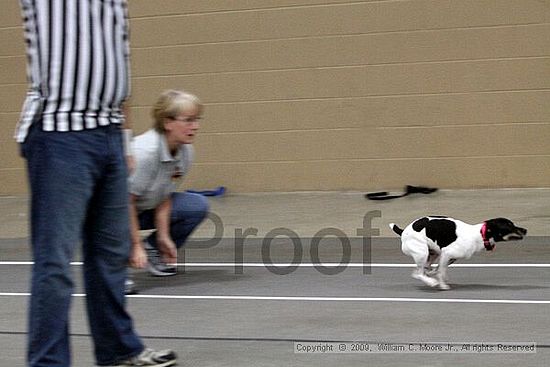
[{"xmin": 365, "ymin": 185, "xmax": 438, "ymax": 200}]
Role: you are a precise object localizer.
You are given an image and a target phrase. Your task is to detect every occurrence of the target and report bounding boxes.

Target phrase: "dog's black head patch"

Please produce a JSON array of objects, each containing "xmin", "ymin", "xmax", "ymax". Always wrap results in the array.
[
  {"xmin": 412, "ymin": 216, "xmax": 457, "ymax": 248},
  {"xmin": 485, "ymin": 218, "xmax": 527, "ymax": 243}
]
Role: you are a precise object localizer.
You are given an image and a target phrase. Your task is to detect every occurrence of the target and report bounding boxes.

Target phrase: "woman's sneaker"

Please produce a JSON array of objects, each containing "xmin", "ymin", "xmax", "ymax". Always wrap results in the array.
[
  {"xmin": 113, "ymin": 348, "xmax": 177, "ymax": 366},
  {"xmin": 144, "ymin": 241, "xmax": 177, "ymax": 277},
  {"xmin": 124, "ymin": 279, "xmax": 138, "ymax": 295}
]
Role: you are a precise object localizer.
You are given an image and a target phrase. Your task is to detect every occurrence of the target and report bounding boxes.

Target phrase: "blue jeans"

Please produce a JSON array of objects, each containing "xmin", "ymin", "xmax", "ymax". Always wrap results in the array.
[
  {"xmin": 22, "ymin": 124, "xmax": 144, "ymax": 366},
  {"xmin": 138, "ymin": 192, "xmax": 209, "ymax": 249}
]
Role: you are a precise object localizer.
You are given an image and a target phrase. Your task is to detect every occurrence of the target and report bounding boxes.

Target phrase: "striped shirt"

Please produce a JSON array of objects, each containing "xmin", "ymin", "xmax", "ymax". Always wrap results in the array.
[{"xmin": 16, "ymin": 0, "xmax": 131, "ymax": 142}]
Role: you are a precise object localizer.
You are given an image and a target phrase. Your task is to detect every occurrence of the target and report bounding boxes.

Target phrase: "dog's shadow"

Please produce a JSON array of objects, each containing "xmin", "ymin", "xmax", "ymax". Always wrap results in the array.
[
  {"xmin": 442, "ymin": 283, "xmax": 550, "ymax": 292},
  {"xmin": 385, "ymin": 283, "xmax": 550, "ymax": 293}
]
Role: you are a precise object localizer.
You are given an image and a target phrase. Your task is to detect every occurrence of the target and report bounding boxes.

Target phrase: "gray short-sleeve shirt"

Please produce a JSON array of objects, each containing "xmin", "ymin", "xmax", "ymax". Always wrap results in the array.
[{"xmin": 129, "ymin": 129, "xmax": 193, "ymax": 212}]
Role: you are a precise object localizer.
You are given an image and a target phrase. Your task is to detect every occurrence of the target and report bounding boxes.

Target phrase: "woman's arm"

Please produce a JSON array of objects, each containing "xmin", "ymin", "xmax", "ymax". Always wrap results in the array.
[
  {"xmin": 154, "ymin": 196, "xmax": 178, "ymax": 264},
  {"xmin": 128, "ymin": 194, "xmax": 147, "ymax": 269}
]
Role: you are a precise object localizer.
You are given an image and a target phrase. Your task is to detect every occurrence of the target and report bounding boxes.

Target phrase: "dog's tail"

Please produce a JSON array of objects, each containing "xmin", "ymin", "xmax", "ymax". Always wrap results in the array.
[{"xmin": 389, "ymin": 223, "xmax": 404, "ymax": 236}]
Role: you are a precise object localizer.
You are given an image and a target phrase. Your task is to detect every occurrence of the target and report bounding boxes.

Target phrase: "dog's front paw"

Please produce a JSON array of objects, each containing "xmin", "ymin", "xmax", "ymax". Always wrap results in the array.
[
  {"xmin": 414, "ymin": 274, "xmax": 439, "ymax": 287},
  {"xmin": 425, "ymin": 277, "xmax": 439, "ymax": 287},
  {"xmin": 438, "ymin": 283, "xmax": 451, "ymax": 290}
]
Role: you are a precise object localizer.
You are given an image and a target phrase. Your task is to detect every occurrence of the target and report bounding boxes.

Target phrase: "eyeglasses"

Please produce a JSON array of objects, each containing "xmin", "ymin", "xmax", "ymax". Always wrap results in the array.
[{"xmin": 170, "ymin": 116, "xmax": 202, "ymax": 123}]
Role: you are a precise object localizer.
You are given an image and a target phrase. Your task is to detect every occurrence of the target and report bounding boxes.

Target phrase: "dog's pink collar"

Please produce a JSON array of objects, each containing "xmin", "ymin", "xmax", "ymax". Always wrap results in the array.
[{"xmin": 481, "ymin": 223, "xmax": 495, "ymax": 251}]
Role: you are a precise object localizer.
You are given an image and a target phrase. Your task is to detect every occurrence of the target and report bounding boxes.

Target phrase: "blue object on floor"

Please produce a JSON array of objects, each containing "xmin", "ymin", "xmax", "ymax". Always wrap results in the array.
[{"xmin": 186, "ymin": 186, "xmax": 226, "ymax": 197}]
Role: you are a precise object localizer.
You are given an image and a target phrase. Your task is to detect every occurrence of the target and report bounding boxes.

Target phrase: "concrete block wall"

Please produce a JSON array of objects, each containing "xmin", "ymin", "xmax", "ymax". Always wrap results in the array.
[{"xmin": 1, "ymin": 0, "xmax": 549, "ymax": 193}]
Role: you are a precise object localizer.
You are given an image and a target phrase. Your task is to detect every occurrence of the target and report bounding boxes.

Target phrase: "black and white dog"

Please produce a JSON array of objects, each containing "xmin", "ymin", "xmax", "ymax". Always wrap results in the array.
[{"xmin": 389, "ymin": 217, "xmax": 527, "ymax": 290}]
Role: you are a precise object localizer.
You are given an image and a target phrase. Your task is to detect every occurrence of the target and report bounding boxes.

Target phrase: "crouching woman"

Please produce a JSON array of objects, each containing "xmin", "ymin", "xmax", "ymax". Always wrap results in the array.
[{"xmin": 129, "ymin": 90, "xmax": 209, "ymax": 276}]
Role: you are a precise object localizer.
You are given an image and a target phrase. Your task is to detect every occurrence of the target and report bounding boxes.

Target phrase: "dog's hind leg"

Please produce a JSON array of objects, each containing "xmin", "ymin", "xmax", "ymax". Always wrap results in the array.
[
  {"xmin": 425, "ymin": 250, "xmax": 440, "ymax": 276},
  {"xmin": 410, "ymin": 253, "xmax": 439, "ymax": 288},
  {"xmin": 402, "ymin": 239, "xmax": 439, "ymax": 287}
]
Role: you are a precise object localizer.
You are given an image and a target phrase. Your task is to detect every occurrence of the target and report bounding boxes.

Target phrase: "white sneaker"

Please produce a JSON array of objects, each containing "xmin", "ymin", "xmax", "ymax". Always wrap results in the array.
[
  {"xmin": 144, "ymin": 241, "xmax": 177, "ymax": 277},
  {"xmin": 113, "ymin": 348, "xmax": 177, "ymax": 366},
  {"xmin": 125, "ymin": 279, "xmax": 138, "ymax": 295}
]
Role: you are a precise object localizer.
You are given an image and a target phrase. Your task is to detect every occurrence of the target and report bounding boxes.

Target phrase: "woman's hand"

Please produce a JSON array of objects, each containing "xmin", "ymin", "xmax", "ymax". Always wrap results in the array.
[
  {"xmin": 126, "ymin": 154, "xmax": 136, "ymax": 175},
  {"xmin": 156, "ymin": 235, "xmax": 178, "ymax": 265},
  {"xmin": 129, "ymin": 242, "xmax": 148, "ymax": 269}
]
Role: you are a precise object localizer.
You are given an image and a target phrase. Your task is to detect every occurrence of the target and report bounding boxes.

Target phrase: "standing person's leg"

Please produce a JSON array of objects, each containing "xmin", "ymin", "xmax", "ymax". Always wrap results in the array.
[
  {"xmin": 23, "ymin": 127, "xmax": 98, "ymax": 367},
  {"xmin": 81, "ymin": 126, "xmax": 144, "ymax": 365}
]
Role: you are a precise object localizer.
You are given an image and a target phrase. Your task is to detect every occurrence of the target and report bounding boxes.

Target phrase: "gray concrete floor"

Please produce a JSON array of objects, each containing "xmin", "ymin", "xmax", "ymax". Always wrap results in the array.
[{"xmin": 1, "ymin": 189, "xmax": 550, "ymax": 366}]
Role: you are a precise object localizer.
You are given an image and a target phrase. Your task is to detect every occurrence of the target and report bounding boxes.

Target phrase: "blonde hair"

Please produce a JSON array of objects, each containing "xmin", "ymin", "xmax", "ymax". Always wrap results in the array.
[{"xmin": 151, "ymin": 89, "xmax": 203, "ymax": 133}]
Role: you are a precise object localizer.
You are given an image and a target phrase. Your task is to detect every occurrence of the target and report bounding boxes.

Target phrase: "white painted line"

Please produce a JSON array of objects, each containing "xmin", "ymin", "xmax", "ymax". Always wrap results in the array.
[
  {"xmin": 129, "ymin": 295, "xmax": 550, "ymax": 305},
  {"xmin": 0, "ymin": 292, "xmax": 548, "ymax": 304},
  {"xmin": 0, "ymin": 293, "xmax": 31, "ymax": 296},
  {"xmin": 1, "ymin": 262, "xmax": 550, "ymax": 268}
]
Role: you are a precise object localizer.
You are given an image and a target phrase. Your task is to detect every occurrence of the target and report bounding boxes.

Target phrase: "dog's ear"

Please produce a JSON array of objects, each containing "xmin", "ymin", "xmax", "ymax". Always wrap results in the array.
[
  {"xmin": 484, "ymin": 219, "xmax": 496, "ymax": 235},
  {"xmin": 484, "ymin": 218, "xmax": 505, "ymax": 240}
]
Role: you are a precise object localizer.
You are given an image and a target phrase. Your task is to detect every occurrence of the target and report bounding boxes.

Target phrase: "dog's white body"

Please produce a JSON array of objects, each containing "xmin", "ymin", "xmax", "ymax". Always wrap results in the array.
[
  {"xmin": 398, "ymin": 218, "xmax": 484, "ymax": 290},
  {"xmin": 390, "ymin": 216, "xmax": 526, "ymax": 290}
]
